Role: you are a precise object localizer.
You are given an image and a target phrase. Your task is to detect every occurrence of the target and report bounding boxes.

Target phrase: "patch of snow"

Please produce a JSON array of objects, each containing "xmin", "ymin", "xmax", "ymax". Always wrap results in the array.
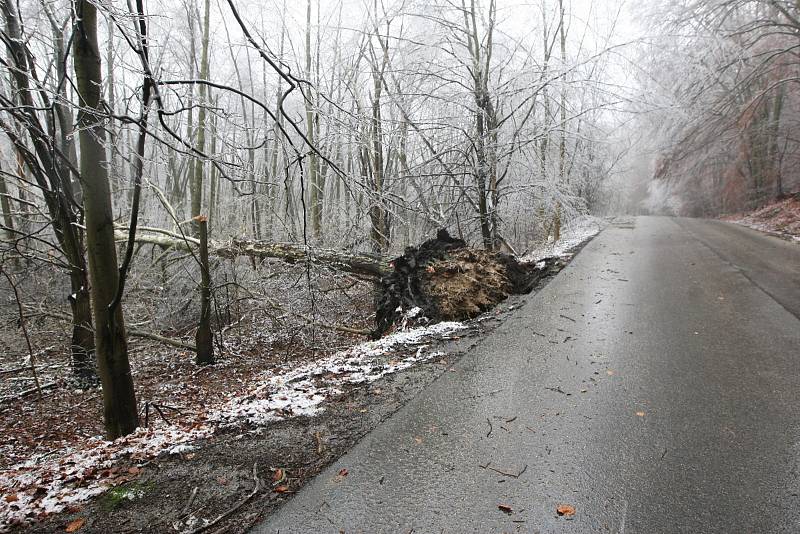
[
  {"xmin": 404, "ymin": 307, "xmax": 423, "ymax": 318},
  {"xmin": 519, "ymin": 215, "xmax": 604, "ymax": 263},
  {"xmin": 400, "ymin": 306, "xmax": 429, "ymax": 329},
  {"xmin": 210, "ymin": 321, "xmax": 465, "ymax": 426},
  {"xmin": 168, "ymin": 444, "xmax": 197, "ymax": 455}
]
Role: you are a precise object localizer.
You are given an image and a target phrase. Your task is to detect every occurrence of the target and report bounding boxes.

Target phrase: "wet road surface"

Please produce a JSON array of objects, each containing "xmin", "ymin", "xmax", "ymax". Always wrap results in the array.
[{"xmin": 255, "ymin": 216, "xmax": 800, "ymax": 533}]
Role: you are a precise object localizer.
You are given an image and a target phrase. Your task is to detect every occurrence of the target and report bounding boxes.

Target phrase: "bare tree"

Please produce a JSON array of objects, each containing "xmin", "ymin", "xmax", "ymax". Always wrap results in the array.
[{"xmin": 73, "ymin": 0, "xmax": 138, "ymax": 438}]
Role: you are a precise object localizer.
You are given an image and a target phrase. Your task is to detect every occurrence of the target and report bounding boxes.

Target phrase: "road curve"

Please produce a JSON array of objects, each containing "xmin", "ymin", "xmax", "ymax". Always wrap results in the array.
[{"xmin": 255, "ymin": 216, "xmax": 800, "ymax": 533}]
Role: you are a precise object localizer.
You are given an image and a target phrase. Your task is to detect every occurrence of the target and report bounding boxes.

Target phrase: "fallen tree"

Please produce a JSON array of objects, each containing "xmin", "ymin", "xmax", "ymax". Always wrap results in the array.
[
  {"xmin": 114, "ymin": 227, "xmax": 388, "ymax": 278},
  {"xmin": 117, "ymin": 227, "xmax": 561, "ymax": 340}
]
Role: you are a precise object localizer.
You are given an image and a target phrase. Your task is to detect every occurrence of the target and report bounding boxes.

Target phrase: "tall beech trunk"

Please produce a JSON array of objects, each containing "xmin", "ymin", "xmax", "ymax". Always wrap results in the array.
[{"xmin": 73, "ymin": 0, "xmax": 138, "ymax": 438}]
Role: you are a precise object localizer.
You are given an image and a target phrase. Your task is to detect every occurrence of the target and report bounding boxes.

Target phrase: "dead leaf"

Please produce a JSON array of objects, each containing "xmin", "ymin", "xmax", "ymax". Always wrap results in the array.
[
  {"xmin": 606, "ymin": 370, "xmax": 614, "ymax": 376},
  {"xmin": 127, "ymin": 466, "xmax": 141, "ymax": 475},
  {"xmin": 273, "ymin": 485, "xmax": 290, "ymax": 493},
  {"xmin": 65, "ymin": 518, "xmax": 86, "ymax": 532},
  {"xmin": 498, "ymin": 504, "xmax": 513, "ymax": 514},
  {"xmin": 4, "ymin": 494, "xmax": 18, "ymax": 503},
  {"xmin": 272, "ymin": 468, "xmax": 285, "ymax": 483},
  {"xmin": 556, "ymin": 504, "xmax": 576, "ymax": 517},
  {"xmin": 338, "ymin": 468, "xmax": 349, "ymax": 477},
  {"xmin": 414, "ymin": 436, "xmax": 423, "ymax": 444},
  {"xmin": 635, "ymin": 411, "xmax": 645, "ymax": 417}
]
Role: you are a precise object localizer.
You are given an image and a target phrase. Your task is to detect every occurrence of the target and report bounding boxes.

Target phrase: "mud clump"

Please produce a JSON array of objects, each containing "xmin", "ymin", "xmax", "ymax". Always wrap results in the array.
[{"xmin": 374, "ymin": 229, "xmax": 562, "ymax": 338}]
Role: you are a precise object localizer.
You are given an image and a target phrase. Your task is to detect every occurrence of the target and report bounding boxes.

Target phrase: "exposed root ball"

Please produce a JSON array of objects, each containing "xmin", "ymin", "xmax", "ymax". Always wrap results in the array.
[
  {"xmin": 373, "ymin": 229, "xmax": 562, "ymax": 338},
  {"xmin": 420, "ymin": 248, "xmax": 513, "ymax": 319}
]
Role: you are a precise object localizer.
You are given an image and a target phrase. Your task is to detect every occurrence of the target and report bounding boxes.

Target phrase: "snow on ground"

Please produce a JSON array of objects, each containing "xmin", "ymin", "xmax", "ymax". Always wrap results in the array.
[
  {"xmin": 519, "ymin": 215, "xmax": 604, "ymax": 263},
  {"xmin": 0, "ymin": 321, "xmax": 465, "ymax": 530},
  {"xmin": 209, "ymin": 321, "xmax": 463, "ymax": 427}
]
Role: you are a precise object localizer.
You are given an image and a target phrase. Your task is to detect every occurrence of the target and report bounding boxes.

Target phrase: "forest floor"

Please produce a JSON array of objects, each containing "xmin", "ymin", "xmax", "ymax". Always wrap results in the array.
[
  {"xmin": 0, "ymin": 218, "xmax": 602, "ymax": 534},
  {"xmin": 722, "ymin": 193, "xmax": 800, "ymax": 241}
]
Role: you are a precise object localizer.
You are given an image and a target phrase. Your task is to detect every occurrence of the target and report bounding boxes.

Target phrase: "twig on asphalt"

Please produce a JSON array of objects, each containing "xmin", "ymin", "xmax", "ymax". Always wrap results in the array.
[
  {"xmin": 486, "ymin": 417, "xmax": 493, "ymax": 437},
  {"xmin": 458, "ymin": 388, "xmax": 505, "ymax": 401},
  {"xmin": 480, "ymin": 462, "xmax": 528, "ymax": 479}
]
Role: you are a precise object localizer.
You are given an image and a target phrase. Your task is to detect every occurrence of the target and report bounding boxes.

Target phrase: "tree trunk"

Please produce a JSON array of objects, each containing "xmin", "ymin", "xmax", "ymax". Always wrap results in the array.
[
  {"xmin": 0, "ymin": 174, "xmax": 14, "ymax": 241},
  {"xmin": 115, "ymin": 228, "xmax": 388, "ymax": 278},
  {"xmin": 73, "ymin": 0, "xmax": 138, "ymax": 439},
  {"xmin": 67, "ymin": 274, "xmax": 95, "ymax": 385},
  {"xmin": 208, "ymin": 107, "xmax": 219, "ymax": 231},
  {"xmin": 106, "ymin": 16, "xmax": 119, "ymax": 194},
  {"xmin": 305, "ymin": 0, "xmax": 322, "ymax": 238},
  {"xmin": 369, "ymin": 17, "xmax": 389, "ymax": 254},
  {"xmin": 195, "ymin": 216, "xmax": 214, "ymax": 365},
  {"xmin": 553, "ymin": 0, "xmax": 567, "ymax": 243},
  {"xmin": 191, "ymin": 0, "xmax": 212, "ymax": 236},
  {"xmin": 3, "ymin": 0, "xmax": 96, "ymax": 383},
  {"xmin": 768, "ymin": 84, "xmax": 785, "ymax": 199}
]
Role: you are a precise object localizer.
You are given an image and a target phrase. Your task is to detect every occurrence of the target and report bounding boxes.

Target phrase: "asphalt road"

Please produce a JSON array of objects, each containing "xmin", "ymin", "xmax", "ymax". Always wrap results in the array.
[{"xmin": 256, "ymin": 216, "xmax": 800, "ymax": 533}]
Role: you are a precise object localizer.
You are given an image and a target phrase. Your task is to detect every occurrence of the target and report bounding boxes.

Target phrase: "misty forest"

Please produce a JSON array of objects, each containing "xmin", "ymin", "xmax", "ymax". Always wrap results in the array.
[{"xmin": 0, "ymin": 0, "xmax": 799, "ymax": 531}]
